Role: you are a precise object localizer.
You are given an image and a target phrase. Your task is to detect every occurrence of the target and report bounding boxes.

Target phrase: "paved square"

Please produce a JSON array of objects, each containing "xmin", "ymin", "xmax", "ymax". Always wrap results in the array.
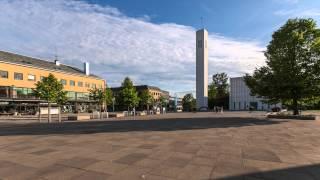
[{"xmin": 0, "ymin": 112, "xmax": 320, "ymax": 179}]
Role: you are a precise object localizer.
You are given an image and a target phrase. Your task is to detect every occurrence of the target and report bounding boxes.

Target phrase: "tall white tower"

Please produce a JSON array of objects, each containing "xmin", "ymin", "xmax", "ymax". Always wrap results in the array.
[{"xmin": 196, "ymin": 29, "xmax": 208, "ymax": 110}]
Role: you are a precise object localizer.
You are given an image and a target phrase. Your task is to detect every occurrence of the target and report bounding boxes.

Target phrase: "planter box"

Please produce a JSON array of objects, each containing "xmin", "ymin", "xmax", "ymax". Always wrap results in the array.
[
  {"xmin": 68, "ymin": 115, "xmax": 91, "ymax": 121},
  {"xmin": 267, "ymin": 114, "xmax": 318, "ymax": 120},
  {"xmin": 137, "ymin": 112, "xmax": 146, "ymax": 116},
  {"xmin": 109, "ymin": 112, "xmax": 124, "ymax": 118}
]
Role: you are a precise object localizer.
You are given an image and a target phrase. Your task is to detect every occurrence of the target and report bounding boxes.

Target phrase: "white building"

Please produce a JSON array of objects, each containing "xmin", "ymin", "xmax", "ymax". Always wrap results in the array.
[
  {"xmin": 196, "ymin": 29, "xmax": 208, "ymax": 110},
  {"xmin": 229, "ymin": 77, "xmax": 281, "ymax": 111}
]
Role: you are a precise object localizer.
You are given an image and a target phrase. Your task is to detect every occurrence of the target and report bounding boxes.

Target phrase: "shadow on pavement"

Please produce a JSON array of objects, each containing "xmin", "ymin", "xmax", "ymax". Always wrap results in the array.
[
  {"xmin": 0, "ymin": 117, "xmax": 284, "ymax": 136},
  {"xmin": 217, "ymin": 163, "xmax": 320, "ymax": 180}
]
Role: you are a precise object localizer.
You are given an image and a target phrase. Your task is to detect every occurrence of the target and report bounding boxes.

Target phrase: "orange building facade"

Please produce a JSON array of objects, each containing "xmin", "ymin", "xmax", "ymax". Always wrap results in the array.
[{"xmin": 0, "ymin": 51, "xmax": 105, "ymax": 114}]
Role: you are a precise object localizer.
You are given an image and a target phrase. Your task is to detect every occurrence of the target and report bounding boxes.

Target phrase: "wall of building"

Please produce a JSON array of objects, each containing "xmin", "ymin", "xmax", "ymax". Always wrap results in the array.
[
  {"xmin": 0, "ymin": 61, "xmax": 105, "ymax": 93},
  {"xmin": 149, "ymin": 89, "xmax": 169, "ymax": 102},
  {"xmin": 229, "ymin": 77, "xmax": 280, "ymax": 111}
]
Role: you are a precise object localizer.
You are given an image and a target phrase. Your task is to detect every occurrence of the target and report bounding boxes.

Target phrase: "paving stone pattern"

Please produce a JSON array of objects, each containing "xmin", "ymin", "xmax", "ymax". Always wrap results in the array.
[{"xmin": 0, "ymin": 112, "xmax": 319, "ymax": 179}]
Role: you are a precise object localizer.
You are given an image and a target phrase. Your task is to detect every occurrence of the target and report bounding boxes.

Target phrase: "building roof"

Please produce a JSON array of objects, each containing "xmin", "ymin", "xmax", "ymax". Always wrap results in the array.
[{"xmin": 0, "ymin": 50, "xmax": 102, "ymax": 79}]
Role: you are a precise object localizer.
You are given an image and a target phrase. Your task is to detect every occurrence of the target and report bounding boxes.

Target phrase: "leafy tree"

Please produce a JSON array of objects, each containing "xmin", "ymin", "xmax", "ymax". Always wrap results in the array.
[
  {"xmin": 208, "ymin": 73, "xmax": 229, "ymax": 109},
  {"xmin": 139, "ymin": 90, "xmax": 153, "ymax": 111},
  {"xmin": 105, "ymin": 87, "xmax": 113, "ymax": 111},
  {"xmin": 244, "ymin": 18, "xmax": 320, "ymax": 115},
  {"xmin": 212, "ymin": 73, "xmax": 229, "ymax": 97},
  {"xmin": 159, "ymin": 95, "xmax": 167, "ymax": 107},
  {"xmin": 56, "ymin": 90, "xmax": 68, "ymax": 122},
  {"xmin": 89, "ymin": 87, "xmax": 105, "ymax": 119},
  {"xmin": 182, "ymin": 93, "xmax": 196, "ymax": 112},
  {"xmin": 89, "ymin": 87, "xmax": 113, "ymax": 118},
  {"xmin": 208, "ymin": 83, "xmax": 217, "ymax": 109},
  {"xmin": 34, "ymin": 73, "xmax": 67, "ymax": 123},
  {"xmin": 119, "ymin": 77, "xmax": 140, "ymax": 112}
]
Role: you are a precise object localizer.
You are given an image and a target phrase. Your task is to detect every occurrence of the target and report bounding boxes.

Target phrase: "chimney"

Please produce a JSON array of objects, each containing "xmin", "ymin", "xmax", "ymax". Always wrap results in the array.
[
  {"xmin": 84, "ymin": 62, "xmax": 90, "ymax": 76},
  {"xmin": 55, "ymin": 60, "xmax": 60, "ymax": 66},
  {"xmin": 54, "ymin": 54, "xmax": 60, "ymax": 66}
]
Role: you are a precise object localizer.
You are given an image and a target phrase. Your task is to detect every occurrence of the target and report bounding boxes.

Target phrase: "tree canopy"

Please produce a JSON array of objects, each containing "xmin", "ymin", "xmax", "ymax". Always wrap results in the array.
[
  {"xmin": 34, "ymin": 73, "xmax": 66, "ymax": 103},
  {"xmin": 89, "ymin": 88, "xmax": 106, "ymax": 106},
  {"xmin": 159, "ymin": 95, "xmax": 167, "ymax": 107},
  {"xmin": 244, "ymin": 18, "xmax": 320, "ymax": 115},
  {"xmin": 182, "ymin": 93, "xmax": 196, "ymax": 112},
  {"xmin": 89, "ymin": 87, "xmax": 113, "ymax": 113},
  {"xmin": 119, "ymin": 77, "xmax": 140, "ymax": 110},
  {"xmin": 33, "ymin": 73, "xmax": 67, "ymax": 122},
  {"xmin": 208, "ymin": 73, "xmax": 229, "ymax": 109},
  {"xmin": 139, "ymin": 90, "xmax": 153, "ymax": 110},
  {"xmin": 104, "ymin": 87, "xmax": 113, "ymax": 107}
]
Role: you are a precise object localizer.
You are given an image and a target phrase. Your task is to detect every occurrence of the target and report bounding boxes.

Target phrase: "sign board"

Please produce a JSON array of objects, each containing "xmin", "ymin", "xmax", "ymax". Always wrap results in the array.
[{"xmin": 40, "ymin": 107, "xmax": 59, "ymax": 115}]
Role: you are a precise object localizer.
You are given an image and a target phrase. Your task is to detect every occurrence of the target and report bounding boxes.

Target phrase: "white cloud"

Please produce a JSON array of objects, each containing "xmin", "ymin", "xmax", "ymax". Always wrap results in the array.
[
  {"xmin": 0, "ymin": 0, "xmax": 266, "ymax": 93},
  {"xmin": 273, "ymin": 0, "xmax": 299, "ymax": 4},
  {"xmin": 274, "ymin": 9, "xmax": 320, "ymax": 18}
]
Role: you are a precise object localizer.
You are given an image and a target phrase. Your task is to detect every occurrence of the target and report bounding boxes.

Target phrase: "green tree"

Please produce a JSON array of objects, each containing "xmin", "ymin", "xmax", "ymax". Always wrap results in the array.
[
  {"xmin": 182, "ymin": 93, "xmax": 196, "ymax": 112},
  {"xmin": 212, "ymin": 73, "xmax": 229, "ymax": 97},
  {"xmin": 90, "ymin": 87, "xmax": 113, "ymax": 118},
  {"xmin": 208, "ymin": 73, "xmax": 229, "ymax": 109},
  {"xmin": 244, "ymin": 18, "xmax": 320, "ymax": 115},
  {"xmin": 119, "ymin": 77, "xmax": 140, "ymax": 112},
  {"xmin": 105, "ymin": 87, "xmax": 113, "ymax": 112},
  {"xmin": 89, "ymin": 87, "xmax": 105, "ymax": 119},
  {"xmin": 208, "ymin": 83, "xmax": 217, "ymax": 109},
  {"xmin": 139, "ymin": 90, "xmax": 153, "ymax": 111},
  {"xmin": 159, "ymin": 95, "xmax": 167, "ymax": 107},
  {"xmin": 34, "ymin": 73, "xmax": 67, "ymax": 123},
  {"xmin": 56, "ymin": 90, "xmax": 68, "ymax": 122}
]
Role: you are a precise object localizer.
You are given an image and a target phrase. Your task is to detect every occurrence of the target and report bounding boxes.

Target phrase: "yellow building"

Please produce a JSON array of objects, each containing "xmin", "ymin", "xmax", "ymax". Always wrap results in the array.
[{"xmin": 0, "ymin": 50, "xmax": 105, "ymax": 114}]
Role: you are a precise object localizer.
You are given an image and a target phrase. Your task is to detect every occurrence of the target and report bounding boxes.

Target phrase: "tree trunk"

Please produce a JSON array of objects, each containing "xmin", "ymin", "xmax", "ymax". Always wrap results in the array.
[
  {"xmin": 133, "ymin": 106, "xmax": 135, "ymax": 120},
  {"xmin": 38, "ymin": 103, "xmax": 41, "ymax": 123},
  {"xmin": 147, "ymin": 104, "xmax": 149, "ymax": 115},
  {"xmin": 105, "ymin": 104, "xmax": 108, "ymax": 119},
  {"xmin": 48, "ymin": 102, "xmax": 51, "ymax": 123},
  {"xmin": 58, "ymin": 105, "xmax": 61, "ymax": 123},
  {"xmin": 100, "ymin": 104, "xmax": 102, "ymax": 119},
  {"xmin": 293, "ymin": 98, "xmax": 299, "ymax": 115}
]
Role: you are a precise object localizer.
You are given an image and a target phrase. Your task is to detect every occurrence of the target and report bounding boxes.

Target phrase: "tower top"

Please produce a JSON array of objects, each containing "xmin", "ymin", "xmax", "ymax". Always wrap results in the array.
[{"xmin": 196, "ymin": 28, "xmax": 208, "ymax": 35}]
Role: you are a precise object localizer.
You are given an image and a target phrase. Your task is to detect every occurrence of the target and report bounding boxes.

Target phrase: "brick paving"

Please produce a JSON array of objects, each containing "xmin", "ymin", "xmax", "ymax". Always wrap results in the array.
[{"xmin": 0, "ymin": 112, "xmax": 319, "ymax": 179}]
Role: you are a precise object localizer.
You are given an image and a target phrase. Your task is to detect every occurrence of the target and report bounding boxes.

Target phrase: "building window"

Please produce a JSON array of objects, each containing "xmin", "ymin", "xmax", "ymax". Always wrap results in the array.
[
  {"xmin": 0, "ymin": 86, "xmax": 10, "ymax": 98},
  {"xmin": 13, "ymin": 87, "xmax": 33, "ymax": 98},
  {"xmin": 70, "ymin": 80, "xmax": 75, "ymax": 86},
  {"xmin": 67, "ymin": 91, "xmax": 76, "ymax": 100},
  {"xmin": 28, "ymin": 74, "xmax": 36, "ymax": 81},
  {"xmin": 78, "ymin": 81, "xmax": 83, "ymax": 87},
  {"xmin": 40, "ymin": 76, "xmax": 45, "ymax": 81},
  {"xmin": 60, "ymin": 79, "xmax": 67, "ymax": 85},
  {"xmin": 92, "ymin": 83, "xmax": 96, "ymax": 88},
  {"xmin": 14, "ymin": 73, "xmax": 23, "ymax": 80},
  {"xmin": 0, "ymin": 71, "xmax": 8, "ymax": 79},
  {"xmin": 85, "ymin": 83, "xmax": 90, "ymax": 88},
  {"xmin": 77, "ymin": 92, "xmax": 89, "ymax": 100}
]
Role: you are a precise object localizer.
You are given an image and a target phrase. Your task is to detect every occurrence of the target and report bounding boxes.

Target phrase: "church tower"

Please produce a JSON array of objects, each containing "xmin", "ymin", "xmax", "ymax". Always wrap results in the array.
[{"xmin": 196, "ymin": 29, "xmax": 208, "ymax": 110}]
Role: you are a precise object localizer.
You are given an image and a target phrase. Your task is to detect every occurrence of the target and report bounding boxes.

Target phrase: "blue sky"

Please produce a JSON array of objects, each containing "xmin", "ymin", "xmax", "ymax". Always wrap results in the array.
[
  {"xmin": 0, "ymin": 0, "xmax": 319, "ymax": 94},
  {"xmin": 87, "ymin": 0, "xmax": 320, "ymax": 43}
]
